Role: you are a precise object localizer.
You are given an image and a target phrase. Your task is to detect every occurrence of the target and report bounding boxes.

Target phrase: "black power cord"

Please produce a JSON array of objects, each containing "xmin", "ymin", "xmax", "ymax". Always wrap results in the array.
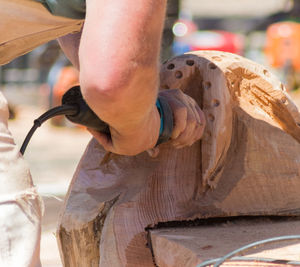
[
  {"xmin": 20, "ymin": 105, "xmax": 78, "ymax": 155},
  {"xmin": 20, "ymin": 86, "xmax": 174, "ymax": 155}
]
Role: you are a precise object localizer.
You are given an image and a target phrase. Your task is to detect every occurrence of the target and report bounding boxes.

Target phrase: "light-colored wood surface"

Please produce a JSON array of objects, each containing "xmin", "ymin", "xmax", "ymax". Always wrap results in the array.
[
  {"xmin": 57, "ymin": 51, "xmax": 300, "ymax": 266},
  {"xmin": 150, "ymin": 217, "xmax": 300, "ymax": 267}
]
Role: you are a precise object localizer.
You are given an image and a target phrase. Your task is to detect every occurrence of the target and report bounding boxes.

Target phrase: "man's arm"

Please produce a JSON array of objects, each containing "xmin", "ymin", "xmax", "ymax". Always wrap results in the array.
[
  {"xmin": 58, "ymin": 0, "xmax": 206, "ymax": 156},
  {"xmin": 78, "ymin": 0, "xmax": 164, "ymax": 155}
]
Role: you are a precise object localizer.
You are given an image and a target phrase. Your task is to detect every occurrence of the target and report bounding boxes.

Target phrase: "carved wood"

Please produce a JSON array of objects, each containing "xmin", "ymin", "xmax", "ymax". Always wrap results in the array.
[
  {"xmin": 57, "ymin": 51, "xmax": 300, "ymax": 267},
  {"xmin": 150, "ymin": 217, "xmax": 300, "ymax": 266}
]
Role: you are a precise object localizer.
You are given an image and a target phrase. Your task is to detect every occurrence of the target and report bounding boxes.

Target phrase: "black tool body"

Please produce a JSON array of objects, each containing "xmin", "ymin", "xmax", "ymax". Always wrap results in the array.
[
  {"xmin": 62, "ymin": 86, "xmax": 110, "ymax": 134},
  {"xmin": 62, "ymin": 86, "xmax": 173, "ymax": 145},
  {"xmin": 20, "ymin": 86, "xmax": 173, "ymax": 155}
]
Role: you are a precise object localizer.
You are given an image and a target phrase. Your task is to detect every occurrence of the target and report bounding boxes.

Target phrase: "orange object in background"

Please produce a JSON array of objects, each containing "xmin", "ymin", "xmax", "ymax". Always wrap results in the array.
[
  {"xmin": 51, "ymin": 66, "xmax": 80, "ymax": 126},
  {"xmin": 52, "ymin": 66, "xmax": 79, "ymax": 107},
  {"xmin": 265, "ymin": 21, "xmax": 300, "ymax": 71}
]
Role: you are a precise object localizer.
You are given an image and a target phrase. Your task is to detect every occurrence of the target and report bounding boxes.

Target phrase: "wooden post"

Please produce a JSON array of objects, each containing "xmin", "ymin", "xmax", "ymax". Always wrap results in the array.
[{"xmin": 57, "ymin": 51, "xmax": 300, "ymax": 266}]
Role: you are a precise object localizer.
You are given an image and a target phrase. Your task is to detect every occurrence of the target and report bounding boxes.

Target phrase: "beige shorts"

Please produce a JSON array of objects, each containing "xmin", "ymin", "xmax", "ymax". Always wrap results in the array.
[
  {"xmin": 0, "ymin": 0, "xmax": 83, "ymax": 65},
  {"xmin": 0, "ymin": 91, "xmax": 43, "ymax": 267},
  {"xmin": 0, "ymin": 2, "xmax": 82, "ymax": 265}
]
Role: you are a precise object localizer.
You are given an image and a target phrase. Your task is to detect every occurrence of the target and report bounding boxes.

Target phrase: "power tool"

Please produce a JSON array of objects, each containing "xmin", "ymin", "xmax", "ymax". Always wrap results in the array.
[{"xmin": 20, "ymin": 86, "xmax": 173, "ymax": 155}]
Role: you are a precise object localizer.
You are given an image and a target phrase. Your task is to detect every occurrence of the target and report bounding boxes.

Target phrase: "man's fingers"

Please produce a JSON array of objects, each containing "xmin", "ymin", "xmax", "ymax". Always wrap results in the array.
[
  {"xmin": 172, "ymin": 112, "xmax": 197, "ymax": 147},
  {"xmin": 158, "ymin": 89, "xmax": 206, "ymax": 150},
  {"xmin": 187, "ymin": 102, "xmax": 206, "ymax": 146},
  {"xmin": 171, "ymin": 98, "xmax": 206, "ymax": 148},
  {"xmin": 170, "ymin": 102, "xmax": 187, "ymax": 139},
  {"xmin": 194, "ymin": 103, "xmax": 205, "ymax": 125},
  {"xmin": 187, "ymin": 123, "xmax": 204, "ymax": 146},
  {"xmin": 159, "ymin": 89, "xmax": 189, "ymax": 139}
]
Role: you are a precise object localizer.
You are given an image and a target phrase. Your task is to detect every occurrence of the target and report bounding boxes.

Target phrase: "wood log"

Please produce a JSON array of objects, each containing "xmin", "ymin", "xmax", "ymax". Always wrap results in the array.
[
  {"xmin": 149, "ymin": 217, "xmax": 300, "ymax": 267},
  {"xmin": 57, "ymin": 51, "xmax": 300, "ymax": 267}
]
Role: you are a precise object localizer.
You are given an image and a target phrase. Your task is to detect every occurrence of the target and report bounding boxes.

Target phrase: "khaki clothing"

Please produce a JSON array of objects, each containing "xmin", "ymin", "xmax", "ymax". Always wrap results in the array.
[
  {"xmin": 0, "ymin": 0, "xmax": 84, "ymax": 66},
  {"xmin": 0, "ymin": 92, "xmax": 43, "ymax": 267},
  {"xmin": 0, "ymin": 0, "xmax": 81, "ymax": 265}
]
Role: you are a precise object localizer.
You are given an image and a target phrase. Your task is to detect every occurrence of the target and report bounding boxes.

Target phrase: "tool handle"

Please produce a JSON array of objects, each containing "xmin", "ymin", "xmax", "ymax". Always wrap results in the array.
[{"xmin": 62, "ymin": 86, "xmax": 173, "ymax": 145}]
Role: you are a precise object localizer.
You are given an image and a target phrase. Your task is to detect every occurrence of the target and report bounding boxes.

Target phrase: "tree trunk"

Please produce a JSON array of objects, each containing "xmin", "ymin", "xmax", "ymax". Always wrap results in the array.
[{"xmin": 57, "ymin": 51, "xmax": 300, "ymax": 267}]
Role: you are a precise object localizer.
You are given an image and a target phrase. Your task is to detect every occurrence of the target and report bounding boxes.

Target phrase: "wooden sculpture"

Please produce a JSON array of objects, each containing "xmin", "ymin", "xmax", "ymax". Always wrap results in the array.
[
  {"xmin": 56, "ymin": 51, "xmax": 300, "ymax": 267},
  {"xmin": 149, "ymin": 216, "xmax": 300, "ymax": 266}
]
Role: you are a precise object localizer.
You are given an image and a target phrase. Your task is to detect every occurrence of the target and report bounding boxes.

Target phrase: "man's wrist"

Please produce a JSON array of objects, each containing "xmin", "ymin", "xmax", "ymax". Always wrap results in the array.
[{"xmin": 109, "ymin": 105, "xmax": 161, "ymax": 155}]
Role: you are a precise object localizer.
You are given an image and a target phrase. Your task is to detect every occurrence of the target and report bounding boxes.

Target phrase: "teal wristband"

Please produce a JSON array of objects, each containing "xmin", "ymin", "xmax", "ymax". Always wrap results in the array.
[{"xmin": 156, "ymin": 99, "xmax": 164, "ymax": 135}]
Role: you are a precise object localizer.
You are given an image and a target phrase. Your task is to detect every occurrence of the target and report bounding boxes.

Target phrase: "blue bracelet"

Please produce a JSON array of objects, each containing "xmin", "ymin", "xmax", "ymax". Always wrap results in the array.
[{"xmin": 156, "ymin": 99, "xmax": 164, "ymax": 135}]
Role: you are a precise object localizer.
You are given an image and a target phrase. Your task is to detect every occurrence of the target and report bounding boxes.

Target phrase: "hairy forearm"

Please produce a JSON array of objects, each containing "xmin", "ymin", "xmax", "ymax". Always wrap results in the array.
[{"xmin": 79, "ymin": 0, "xmax": 166, "ymax": 137}]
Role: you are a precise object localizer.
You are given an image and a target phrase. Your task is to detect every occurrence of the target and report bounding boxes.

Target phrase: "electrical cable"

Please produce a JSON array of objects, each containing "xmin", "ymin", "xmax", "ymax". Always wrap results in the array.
[
  {"xmin": 20, "ymin": 104, "xmax": 78, "ymax": 155},
  {"xmin": 197, "ymin": 235, "xmax": 300, "ymax": 267},
  {"xmin": 20, "ymin": 86, "xmax": 174, "ymax": 156},
  {"xmin": 198, "ymin": 256, "xmax": 300, "ymax": 266}
]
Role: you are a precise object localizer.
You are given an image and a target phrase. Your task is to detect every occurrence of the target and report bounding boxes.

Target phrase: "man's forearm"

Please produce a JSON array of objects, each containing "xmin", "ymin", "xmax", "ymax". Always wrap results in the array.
[
  {"xmin": 58, "ymin": 0, "xmax": 205, "ymax": 155},
  {"xmin": 79, "ymin": 0, "xmax": 167, "ymax": 138}
]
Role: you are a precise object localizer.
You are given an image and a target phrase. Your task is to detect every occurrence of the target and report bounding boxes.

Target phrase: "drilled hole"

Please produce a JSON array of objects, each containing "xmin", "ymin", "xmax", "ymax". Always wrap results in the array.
[
  {"xmin": 297, "ymin": 123, "xmax": 300, "ymax": 127},
  {"xmin": 212, "ymin": 99, "xmax": 220, "ymax": 107},
  {"xmin": 167, "ymin": 63, "xmax": 175, "ymax": 70},
  {"xmin": 212, "ymin": 56, "xmax": 222, "ymax": 61},
  {"xmin": 209, "ymin": 63, "xmax": 217, "ymax": 69},
  {"xmin": 208, "ymin": 114, "xmax": 215, "ymax": 121},
  {"xmin": 175, "ymin": 71, "xmax": 183, "ymax": 79},
  {"xmin": 186, "ymin": 59, "xmax": 195, "ymax": 66},
  {"xmin": 203, "ymin": 81, "xmax": 211, "ymax": 90}
]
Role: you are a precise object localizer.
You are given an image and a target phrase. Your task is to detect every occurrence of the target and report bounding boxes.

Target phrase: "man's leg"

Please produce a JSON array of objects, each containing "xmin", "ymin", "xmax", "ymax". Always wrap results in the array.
[{"xmin": 0, "ymin": 92, "xmax": 43, "ymax": 267}]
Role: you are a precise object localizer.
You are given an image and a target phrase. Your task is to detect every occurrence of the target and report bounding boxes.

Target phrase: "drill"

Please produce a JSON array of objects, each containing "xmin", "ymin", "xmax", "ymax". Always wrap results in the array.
[{"xmin": 20, "ymin": 86, "xmax": 173, "ymax": 155}]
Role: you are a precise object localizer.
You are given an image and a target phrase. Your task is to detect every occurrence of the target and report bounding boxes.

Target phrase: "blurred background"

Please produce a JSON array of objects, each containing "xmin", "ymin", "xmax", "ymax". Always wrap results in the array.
[{"xmin": 1, "ymin": 0, "xmax": 300, "ymax": 266}]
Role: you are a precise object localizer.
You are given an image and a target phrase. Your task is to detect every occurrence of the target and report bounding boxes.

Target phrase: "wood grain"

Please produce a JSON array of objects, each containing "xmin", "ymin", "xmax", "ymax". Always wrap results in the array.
[
  {"xmin": 150, "ymin": 217, "xmax": 300, "ymax": 267},
  {"xmin": 57, "ymin": 51, "xmax": 300, "ymax": 266}
]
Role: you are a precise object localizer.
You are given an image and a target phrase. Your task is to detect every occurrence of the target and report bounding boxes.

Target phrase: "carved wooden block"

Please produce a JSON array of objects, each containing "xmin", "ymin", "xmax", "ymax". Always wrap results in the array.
[
  {"xmin": 150, "ymin": 217, "xmax": 300, "ymax": 267},
  {"xmin": 57, "ymin": 51, "xmax": 300, "ymax": 267}
]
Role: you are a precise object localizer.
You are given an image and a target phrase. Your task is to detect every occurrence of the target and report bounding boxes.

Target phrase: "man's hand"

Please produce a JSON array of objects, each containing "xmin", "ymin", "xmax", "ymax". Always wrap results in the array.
[
  {"xmin": 147, "ymin": 89, "xmax": 206, "ymax": 157},
  {"xmin": 89, "ymin": 89, "xmax": 206, "ymax": 156},
  {"xmin": 160, "ymin": 89, "xmax": 206, "ymax": 148},
  {"xmin": 79, "ymin": 0, "xmax": 166, "ymax": 156},
  {"xmin": 87, "ymin": 105, "xmax": 161, "ymax": 156}
]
